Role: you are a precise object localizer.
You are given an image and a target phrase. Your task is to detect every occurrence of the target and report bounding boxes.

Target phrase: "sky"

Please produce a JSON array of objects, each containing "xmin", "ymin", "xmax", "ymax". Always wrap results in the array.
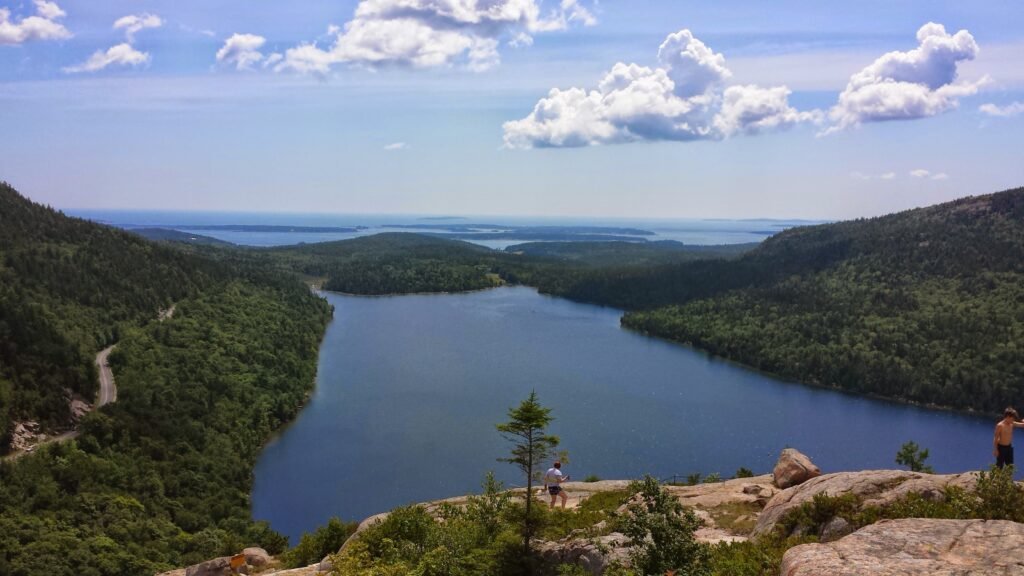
[{"xmin": 1, "ymin": 0, "xmax": 1022, "ymax": 219}]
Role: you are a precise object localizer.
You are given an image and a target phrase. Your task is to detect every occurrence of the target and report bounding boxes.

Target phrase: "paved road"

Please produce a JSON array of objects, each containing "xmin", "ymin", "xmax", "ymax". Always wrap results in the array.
[{"xmin": 95, "ymin": 345, "xmax": 117, "ymax": 406}]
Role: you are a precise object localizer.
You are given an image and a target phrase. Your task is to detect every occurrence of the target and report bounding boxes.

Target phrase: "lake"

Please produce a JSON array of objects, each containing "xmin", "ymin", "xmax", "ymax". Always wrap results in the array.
[{"xmin": 251, "ymin": 286, "xmax": 1003, "ymax": 545}]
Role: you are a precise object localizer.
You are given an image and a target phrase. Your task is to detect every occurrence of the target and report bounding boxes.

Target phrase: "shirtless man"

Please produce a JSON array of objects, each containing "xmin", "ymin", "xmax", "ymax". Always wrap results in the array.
[
  {"xmin": 994, "ymin": 407, "xmax": 1024, "ymax": 468},
  {"xmin": 543, "ymin": 461, "xmax": 569, "ymax": 508}
]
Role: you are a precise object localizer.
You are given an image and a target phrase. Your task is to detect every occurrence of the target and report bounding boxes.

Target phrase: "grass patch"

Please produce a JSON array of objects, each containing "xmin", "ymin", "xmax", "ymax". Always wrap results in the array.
[
  {"xmin": 538, "ymin": 489, "xmax": 630, "ymax": 541},
  {"xmin": 703, "ymin": 501, "xmax": 762, "ymax": 535}
]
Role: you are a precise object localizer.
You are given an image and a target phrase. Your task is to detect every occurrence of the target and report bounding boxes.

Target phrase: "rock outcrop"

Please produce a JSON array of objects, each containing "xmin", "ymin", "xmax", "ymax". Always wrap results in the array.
[
  {"xmin": 780, "ymin": 519, "xmax": 1024, "ymax": 575},
  {"xmin": 772, "ymin": 448, "xmax": 821, "ymax": 489},
  {"xmin": 753, "ymin": 470, "xmax": 977, "ymax": 536},
  {"xmin": 536, "ymin": 532, "xmax": 630, "ymax": 575}
]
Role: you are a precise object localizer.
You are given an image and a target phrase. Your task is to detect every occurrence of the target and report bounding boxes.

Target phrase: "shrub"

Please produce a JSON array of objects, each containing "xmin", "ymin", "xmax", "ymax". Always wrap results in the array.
[
  {"xmin": 708, "ymin": 535, "xmax": 814, "ymax": 576},
  {"xmin": 281, "ymin": 517, "xmax": 358, "ymax": 568},
  {"xmin": 733, "ymin": 468, "xmax": 755, "ymax": 479},
  {"xmin": 973, "ymin": 465, "xmax": 1024, "ymax": 522},
  {"xmin": 619, "ymin": 475, "xmax": 709, "ymax": 576}
]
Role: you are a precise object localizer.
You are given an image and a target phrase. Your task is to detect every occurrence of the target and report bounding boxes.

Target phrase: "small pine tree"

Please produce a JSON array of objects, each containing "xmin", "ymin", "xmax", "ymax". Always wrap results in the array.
[
  {"xmin": 496, "ymin": 391, "xmax": 560, "ymax": 563},
  {"xmin": 895, "ymin": 441, "xmax": 934, "ymax": 473}
]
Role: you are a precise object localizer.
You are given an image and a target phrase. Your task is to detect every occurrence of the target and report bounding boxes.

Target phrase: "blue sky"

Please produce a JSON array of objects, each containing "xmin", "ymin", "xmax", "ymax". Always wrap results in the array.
[{"xmin": 1, "ymin": 0, "xmax": 1022, "ymax": 219}]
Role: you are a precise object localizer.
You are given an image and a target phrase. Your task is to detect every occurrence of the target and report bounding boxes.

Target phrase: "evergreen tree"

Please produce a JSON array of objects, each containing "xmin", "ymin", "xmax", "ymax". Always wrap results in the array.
[{"xmin": 496, "ymin": 391, "xmax": 559, "ymax": 565}]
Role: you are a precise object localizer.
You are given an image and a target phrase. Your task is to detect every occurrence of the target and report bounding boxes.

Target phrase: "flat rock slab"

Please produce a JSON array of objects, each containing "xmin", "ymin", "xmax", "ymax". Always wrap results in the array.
[{"xmin": 781, "ymin": 519, "xmax": 1024, "ymax": 575}]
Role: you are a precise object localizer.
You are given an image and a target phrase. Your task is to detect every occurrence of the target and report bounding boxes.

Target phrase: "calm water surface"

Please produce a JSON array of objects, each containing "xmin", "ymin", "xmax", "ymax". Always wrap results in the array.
[{"xmin": 251, "ymin": 286, "xmax": 1002, "ymax": 544}]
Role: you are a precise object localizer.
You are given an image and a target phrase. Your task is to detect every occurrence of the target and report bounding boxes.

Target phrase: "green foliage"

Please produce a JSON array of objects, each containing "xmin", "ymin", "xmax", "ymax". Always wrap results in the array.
[
  {"xmin": 895, "ymin": 441, "xmax": 934, "ymax": 473},
  {"xmin": 0, "ymin": 182, "xmax": 225, "ymax": 438},
  {"xmin": 0, "ymin": 184, "xmax": 334, "ymax": 575},
  {"xmin": 707, "ymin": 535, "xmax": 814, "ymax": 576},
  {"xmin": 583, "ymin": 474, "xmax": 601, "ymax": 482},
  {"xmin": 281, "ymin": 518, "xmax": 358, "ymax": 568},
  {"xmin": 702, "ymin": 473, "xmax": 722, "ymax": 484},
  {"xmin": 972, "ymin": 465, "xmax": 1024, "ymax": 522},
  {"xmin": 733, "ymin": 468, "xmax": 754, "ymax": 479},
  {"xmin": 777, "ymin": 493, "xmax": 866, "ymax": 538},
  {"xmin": 496, "ymin": 391, "xmax": 560, "ymax": 554},
  {"xmin": 619, "ymin": 188, "xmax": 1024, "ymax": 412},
  {"xmin": 538, "ymin": 489, "xmax": 629, "ymax": 541},
  {"xmin": 619, "ymin": 475, "xmax": 709, "ymax": 576}
]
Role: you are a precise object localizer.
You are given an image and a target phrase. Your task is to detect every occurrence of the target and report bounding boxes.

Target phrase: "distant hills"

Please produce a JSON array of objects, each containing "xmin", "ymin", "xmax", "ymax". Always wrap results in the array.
[
  {"xmin": 0, "ymin": 183, "xmax": 223, "ymax": 438},
  {"xmin": 616, "ymin": 188, "xmax": 1024, "ymax": 412}
]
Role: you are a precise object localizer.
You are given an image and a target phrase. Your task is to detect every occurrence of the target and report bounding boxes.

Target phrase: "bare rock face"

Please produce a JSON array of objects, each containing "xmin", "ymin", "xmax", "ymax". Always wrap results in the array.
[
  {"xmin": 780, "ymin": 519, "xmax": 1024, "ymax": 575},
  {"xmin": 184, "ymin": 557, "xmax": 231, "ymax": 576},
  {"xmin": 773, "ymin": 448, "xmax": 821, "ymax": 489},
  {"xmin": 535, "ymin": 533, "xmax": 630, "ymax": 575},
  {"xmin": 753, "ymin": 470, "xmax": 977, "ymax": 537}
]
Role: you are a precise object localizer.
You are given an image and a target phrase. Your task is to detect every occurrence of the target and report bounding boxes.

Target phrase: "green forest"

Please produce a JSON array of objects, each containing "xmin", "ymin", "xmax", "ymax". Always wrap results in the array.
[{"xmin": 0, "ymin": 184, "xmax": 333, "ymax": 574}]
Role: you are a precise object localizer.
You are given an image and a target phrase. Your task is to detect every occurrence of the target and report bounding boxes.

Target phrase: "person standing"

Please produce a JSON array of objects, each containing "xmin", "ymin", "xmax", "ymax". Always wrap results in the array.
[
  {"xmin": 994, "ymin": 407, "xmax": 1024, "ymax": 468},
  {"xmin": 543, "ymin": 461, "xmax": 569, "ymax": 508}
]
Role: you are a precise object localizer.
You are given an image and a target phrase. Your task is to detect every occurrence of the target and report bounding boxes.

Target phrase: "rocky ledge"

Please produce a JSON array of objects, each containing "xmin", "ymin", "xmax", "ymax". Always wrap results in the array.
[
  {"xmin": 753, "ymin": 468, "xmax": 978, "ymax": 536},
  {"xmin": 781, "ymin": 518, "xmax": 1024, "ymax": 575}
]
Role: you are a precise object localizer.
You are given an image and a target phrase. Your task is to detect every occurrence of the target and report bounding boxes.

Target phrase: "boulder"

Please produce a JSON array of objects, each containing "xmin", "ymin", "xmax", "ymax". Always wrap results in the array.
[
  {"xmin": 819, "ymin": 516, "xmax": 852, "ymax": 542},
  {"xmin": 753, "ymin": 470, "xmax": 977, "ymax": 536},
  {"xmin": 535, "ymin": 532, "xmax": 630, "ymax": 575},
  {"xmin": 242, "ymin": 547, "xmax": 270, "ymax": 567},
  {"xmin": 780, "ymin": 518, "xmax": 1024, "ymax": 575},
  {"xmin": 772, "ymin": 449, "xmax": 820, "ymax": 489},
  {"xmin": 184, "ymin": 557, "xmax": 231, "ymax": 576}
]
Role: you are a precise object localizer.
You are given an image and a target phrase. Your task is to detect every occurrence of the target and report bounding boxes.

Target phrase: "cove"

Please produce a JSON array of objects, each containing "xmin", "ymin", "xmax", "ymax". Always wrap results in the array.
[{"xmin": 252, "ymin": 286, "xmax": 1000, "ymax": 544}]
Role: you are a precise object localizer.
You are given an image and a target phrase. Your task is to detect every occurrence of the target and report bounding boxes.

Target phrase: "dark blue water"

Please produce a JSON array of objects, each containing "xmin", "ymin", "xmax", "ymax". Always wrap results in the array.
[{"xmin": 251, "ymin": 286, "xmax": 1005, "ymax": 545}]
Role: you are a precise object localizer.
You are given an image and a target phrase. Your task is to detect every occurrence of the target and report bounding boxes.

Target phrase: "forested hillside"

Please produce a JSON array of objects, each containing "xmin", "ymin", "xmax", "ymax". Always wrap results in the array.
[
  {"xmin": 0, "ymin": 183, "xmax": 225, "ymax": 444},
  {"xmin": 267, "ymin": 233, "xmax": 506, "ymax": 294},
  {"xmin": 0, "ymin": 184, "xmax": 334, "ymax": 575},
  {"xmin": 621, "ymin": 188, "xmax": 1024, "ymax": 412}
]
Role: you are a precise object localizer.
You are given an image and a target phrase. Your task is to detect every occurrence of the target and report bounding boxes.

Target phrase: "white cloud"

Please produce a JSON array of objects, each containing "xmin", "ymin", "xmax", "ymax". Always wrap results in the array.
[
  {"xmin": 909, "ymin": 169, "xmax": 950, "ymax": 180},
  {"xmin": 383, "ymin": 142, "xmax": 407, "ymax": 151},
  {"xmin": 217, "ymin": 33, "xmax": 268, "ymax": 70},
  {"xmin": 263, "ymin": 53, "xmax": 283, "ymax": 69},
  {"xmin": 503, "ymin": 28, "xmax": 817, "ymax": 149},
  {"xmin": 714, "ymin": 85, "xmax": 822, "ymax": 136},
  {"xmin": 114, "ymin": 13, "xmax": 162, "ymax": 42},
  {"xmin": 273, "ymin": 0, "xmax": 595, "ymax": 75},
  {"xmin": 825, "ymin": 23, "xmax": 986, "ymax": 134},
  {"xmin": 63, "ymin": 43, "xmax": 149, "ymax": 73},
  {"xmin": 657, "ymin": 29, "xmax": 731, "ymax": 97},
  {"xmin": 0, "ymin": 0, "xmax": 70, "ymax": 45},
  {"xmin": 34, "ymin": 1, "xmax": 64, "ymax": 20},
  {"xmin": 850, "ymin": 171, "xmax": 898, "ymax": 181},
  {"xmin": 979, "ymin": 101, "xmax": 1024, "ymax": 117}
]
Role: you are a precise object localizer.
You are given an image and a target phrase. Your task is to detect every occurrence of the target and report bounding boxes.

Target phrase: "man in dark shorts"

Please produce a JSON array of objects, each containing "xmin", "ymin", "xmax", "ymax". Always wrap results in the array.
[
  {"xmin": 994, "ymin": 407, "xmax": 1024, "ymax": 468},
  {"xmin": 543, "ymin": 461, "xmax": 569, "ymax": 508}
]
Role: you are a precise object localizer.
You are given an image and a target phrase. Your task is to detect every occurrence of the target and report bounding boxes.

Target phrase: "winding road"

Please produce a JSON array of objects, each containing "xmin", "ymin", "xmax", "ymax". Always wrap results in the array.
[
  {"xmin": 95, "ymin": 345, "xmax": 117, "ymax": 406},
  {"xmin": 2, "ymin": 346, "xmax": 118, "ymax": 461}
]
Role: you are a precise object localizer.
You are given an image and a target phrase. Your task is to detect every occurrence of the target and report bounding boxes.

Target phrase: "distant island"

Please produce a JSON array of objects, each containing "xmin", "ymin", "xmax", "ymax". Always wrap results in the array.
[
  {"xmin": 386, "ymin": 224, "xmax": 656, "ymax": 236},
  {"xmin": 128, "ymin": 227, "xmax": 235, "ymax": 246},
  {"xmin": 153, "ymin": 224, "xmax": 366, "ymax": 233}
]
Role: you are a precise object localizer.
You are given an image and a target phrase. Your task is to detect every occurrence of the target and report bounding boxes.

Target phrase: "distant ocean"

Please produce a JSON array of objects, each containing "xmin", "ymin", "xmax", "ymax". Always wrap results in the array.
[{"xmin": 68, "ymin": 210, "xmax": 824, "ymax": 249}]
